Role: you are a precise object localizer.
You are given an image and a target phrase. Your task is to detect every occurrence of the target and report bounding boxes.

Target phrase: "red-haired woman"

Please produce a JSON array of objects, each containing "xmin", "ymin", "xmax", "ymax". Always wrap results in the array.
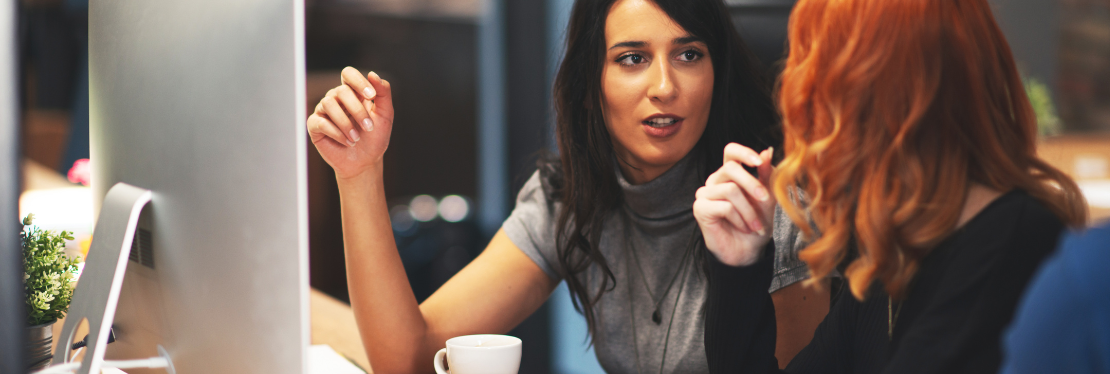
[{"xmin": 699, "ymin": 0, "xmax": 1089, "ymax": 373}]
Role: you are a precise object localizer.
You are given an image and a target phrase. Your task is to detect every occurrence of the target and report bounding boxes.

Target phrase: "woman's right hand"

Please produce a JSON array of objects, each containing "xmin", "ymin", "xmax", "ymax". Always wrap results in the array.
[
  {"xmin": 694, "ymin": 143, "xmax": 776, "ymax": 267},
  {"xmin": 306, "ymin": 67, "xmax": 394, "ymax": 179}
]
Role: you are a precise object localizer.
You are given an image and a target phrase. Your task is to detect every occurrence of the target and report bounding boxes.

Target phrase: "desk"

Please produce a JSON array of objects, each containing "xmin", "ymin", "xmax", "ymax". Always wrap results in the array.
[
  {"xmin": 310, "ymin": 288, "xmax": 371, "ymax": 372},
  {"xmin": 51, "ymin": 288, "xmax": 372, "ymax": 373}
]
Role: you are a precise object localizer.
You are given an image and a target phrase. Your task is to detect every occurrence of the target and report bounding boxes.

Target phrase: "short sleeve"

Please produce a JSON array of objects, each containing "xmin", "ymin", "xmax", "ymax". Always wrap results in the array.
[
  {"xmin": 770, "ymin": 204, "xmax": 811, "ymax": 292},
  {"xmin": 501, "ymin": 171, "xmax": 564, "ymax": 282}
]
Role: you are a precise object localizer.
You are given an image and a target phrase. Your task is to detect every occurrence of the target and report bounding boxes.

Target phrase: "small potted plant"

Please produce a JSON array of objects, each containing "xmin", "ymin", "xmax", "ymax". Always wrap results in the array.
[{"xmin": 21, "ymin": 214, "xmax": 80, "ymax": 371}]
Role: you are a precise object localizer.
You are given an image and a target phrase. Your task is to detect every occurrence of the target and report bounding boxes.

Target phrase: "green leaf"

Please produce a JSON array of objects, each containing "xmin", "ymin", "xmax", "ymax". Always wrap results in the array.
[
  {"xmin": 21, "ymin": 214, "xmax": 80, "ymax": 325},
  {"xmin": 1023, "ymin": 76, "xmax": 1062, "ymax": 136}
]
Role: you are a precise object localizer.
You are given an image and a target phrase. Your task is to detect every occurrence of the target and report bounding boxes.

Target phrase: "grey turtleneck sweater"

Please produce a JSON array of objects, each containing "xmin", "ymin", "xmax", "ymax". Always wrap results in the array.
[{"xmin": 503, "ymin": 153, "xmax": 807, "ymax": 373}]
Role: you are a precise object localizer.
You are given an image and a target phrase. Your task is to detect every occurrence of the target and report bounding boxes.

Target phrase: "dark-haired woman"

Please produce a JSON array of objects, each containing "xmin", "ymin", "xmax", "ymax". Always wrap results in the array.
[
  {"xmin": 306, "ymin": 0, "xmax": 822, "ymax": 372},
  {"xmin": 703, "ymin": 0, "xmax": 1090, "ymax": 373}
]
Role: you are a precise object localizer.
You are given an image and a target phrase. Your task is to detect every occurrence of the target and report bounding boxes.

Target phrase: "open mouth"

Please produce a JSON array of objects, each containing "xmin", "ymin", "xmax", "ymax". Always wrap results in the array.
[
  {"xmin": 643, "ymin": 117, "xmax": 679, "ymax": 128},
  {"xmin": 641, "ymin": 114, "xmax": 684, "ymax": 138}
]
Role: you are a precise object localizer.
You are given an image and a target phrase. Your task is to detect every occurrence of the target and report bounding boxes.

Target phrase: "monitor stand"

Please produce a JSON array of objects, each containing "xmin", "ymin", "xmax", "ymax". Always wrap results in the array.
[{"xmin": 52, "ymin": 182, "xmax": 174, "ymax": 374}]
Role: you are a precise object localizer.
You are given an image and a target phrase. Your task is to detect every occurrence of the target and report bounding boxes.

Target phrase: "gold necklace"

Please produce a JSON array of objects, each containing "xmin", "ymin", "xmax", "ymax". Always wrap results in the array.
[{"xmin": 887, "ymin": 296, "xmax": 904, "ymax": 340}]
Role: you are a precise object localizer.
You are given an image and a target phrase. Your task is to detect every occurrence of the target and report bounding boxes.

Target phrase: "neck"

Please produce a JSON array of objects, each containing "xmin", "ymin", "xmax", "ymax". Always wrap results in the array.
[
  {"xmin": 616, "ymin": 157, "xmax": 676, "ymax": 185},
  {"xmin": 956, "ymin": 183, "xmax": 1004, "ymax": 229}
]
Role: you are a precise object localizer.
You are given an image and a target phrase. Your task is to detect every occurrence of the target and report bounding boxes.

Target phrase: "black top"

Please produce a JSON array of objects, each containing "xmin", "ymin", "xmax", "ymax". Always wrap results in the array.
[{"xmin": 704, "ymin": 190, "xmax": 1067, "ymax": 374}]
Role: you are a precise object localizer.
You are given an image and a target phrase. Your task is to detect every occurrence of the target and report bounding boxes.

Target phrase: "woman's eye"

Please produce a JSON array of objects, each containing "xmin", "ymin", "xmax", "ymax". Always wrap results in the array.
[
  {"xmin": 617, "ymin": 54, "xmax": 646, "ymax": 66},
  {"xmin": 677, "ymin": 50, "xmax": 703, "ymax": 62}
]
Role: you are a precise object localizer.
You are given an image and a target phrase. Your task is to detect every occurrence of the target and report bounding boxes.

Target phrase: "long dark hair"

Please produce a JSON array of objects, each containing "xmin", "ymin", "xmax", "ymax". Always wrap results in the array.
[{"xmin": 544, "ymin": 0, "xmax": 780, "ymax": 336}]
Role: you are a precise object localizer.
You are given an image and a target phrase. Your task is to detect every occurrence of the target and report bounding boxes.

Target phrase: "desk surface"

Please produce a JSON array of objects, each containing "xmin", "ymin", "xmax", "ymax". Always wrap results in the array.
[{"xmin": 310, "ymin": 288, "xmax": 371, "ymax": 372}]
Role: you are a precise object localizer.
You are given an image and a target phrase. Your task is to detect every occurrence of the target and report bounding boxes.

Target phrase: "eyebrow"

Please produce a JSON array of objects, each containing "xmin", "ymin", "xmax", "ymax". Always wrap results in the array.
[
  {"xmin": 673, "ymin": 36, "xmax": 702, "ymax": 45},
  {"xmin": 608, "ymin": 36, "xmax": 704, "ymax": 51}
]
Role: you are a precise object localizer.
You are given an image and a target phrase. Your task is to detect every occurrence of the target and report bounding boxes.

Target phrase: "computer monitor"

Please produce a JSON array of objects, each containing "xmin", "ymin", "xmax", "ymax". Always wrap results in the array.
[
  {"xmin": 1, "ymin": 0, "xmax": 24, "ymax": 372},
  {"xmin": 88, "ymin": 0, "xmax": 309, "ymax": 373}
]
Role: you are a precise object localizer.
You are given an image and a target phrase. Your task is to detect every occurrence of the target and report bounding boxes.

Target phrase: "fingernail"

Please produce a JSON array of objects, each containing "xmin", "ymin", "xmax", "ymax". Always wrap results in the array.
[
  {"xmin": 756, "ymin": 228, "xmax": 767, "ymax": 237},
  {"xmin": 361, "ymin": 118, "xmax": 372, "ymax": 132},
  {"xmin": 759, "ymin": 187, "xmax": 770, "ymax": 201},
  {"xmin": 346, "ymin": 140, "xmax": 355, "ymax": 147},
  {"xmin": 349, "ymin": 129, "xmax": 360, "ymax": 142},
  {"xmin": 750, "ymin": 156, "xmax": 763, "ymax": 165},
  {"xmin": 363, "ymin": 87, "xmax": 376, "ymax": 99},
  {"xmin": 751, "ymin": 219, "xmax": 764, "ymax": 234}
]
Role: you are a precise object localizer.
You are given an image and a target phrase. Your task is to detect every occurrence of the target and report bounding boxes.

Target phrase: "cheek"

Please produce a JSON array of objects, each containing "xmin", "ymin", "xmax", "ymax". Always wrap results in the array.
[
  {"xmin": 691, "ymin": 68, "xmax": 715, "ymax": 115},
  {"xmin": 601, "ymin": 68, "xmax": 640, "ymax": 138},
  {"xmin": 601, "ymin": 70, "xmax": 639, "ymax": 118},
  {"xmin": 679, "ymin": 65, "xmax": 715, "ymax": 139}
]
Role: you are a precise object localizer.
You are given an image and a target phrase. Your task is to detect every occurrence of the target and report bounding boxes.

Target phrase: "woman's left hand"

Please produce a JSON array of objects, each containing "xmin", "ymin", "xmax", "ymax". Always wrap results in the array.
[{"xmin": 694, "ymin": 143, "xmax": 776, "ymax": 266}]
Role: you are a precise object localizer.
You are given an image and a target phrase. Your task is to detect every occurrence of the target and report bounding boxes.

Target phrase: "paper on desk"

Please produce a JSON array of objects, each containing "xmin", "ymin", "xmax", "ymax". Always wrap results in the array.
[{"xmin": 310, "ymin": 344, "xmax": 367, "ymax": 374}]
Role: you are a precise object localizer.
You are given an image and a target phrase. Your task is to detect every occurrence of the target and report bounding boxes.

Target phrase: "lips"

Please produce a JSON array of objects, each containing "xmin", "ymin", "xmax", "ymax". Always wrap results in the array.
[{"xmin": 641, "ymin": 114, "xmax": 684, "ymax": 138}]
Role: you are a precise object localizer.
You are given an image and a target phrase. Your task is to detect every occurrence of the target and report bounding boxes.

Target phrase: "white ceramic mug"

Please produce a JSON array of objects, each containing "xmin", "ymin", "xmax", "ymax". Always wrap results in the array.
[{"xmin": 433, "ymin": 334, "xmax": 522, "ymax": 374}]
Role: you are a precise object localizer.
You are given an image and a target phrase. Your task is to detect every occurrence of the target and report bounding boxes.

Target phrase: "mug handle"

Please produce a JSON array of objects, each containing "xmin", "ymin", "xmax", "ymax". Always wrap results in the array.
[{"xmin": 433, "ymin": 348, "xmax": 449, "ymax": 374}]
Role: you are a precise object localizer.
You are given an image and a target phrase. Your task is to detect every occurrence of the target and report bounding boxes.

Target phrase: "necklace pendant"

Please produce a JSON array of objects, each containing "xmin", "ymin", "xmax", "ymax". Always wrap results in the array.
[{"xmin": 652, "ymin": 310, "xmax": 662, "ymax": 324}]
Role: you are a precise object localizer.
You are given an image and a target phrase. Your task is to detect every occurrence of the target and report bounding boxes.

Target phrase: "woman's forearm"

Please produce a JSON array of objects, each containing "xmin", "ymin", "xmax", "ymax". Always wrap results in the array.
[{"xmin": 338, "ymin": 165, "xmax": 430, "ymax": 373}]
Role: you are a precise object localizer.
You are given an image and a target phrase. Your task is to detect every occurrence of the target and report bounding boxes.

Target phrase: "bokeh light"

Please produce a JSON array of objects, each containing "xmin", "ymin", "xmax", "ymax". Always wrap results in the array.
[
  {"xmin": 409, "ymin": 195, "xmax": 439, "ymax": 222},
  {"xmin": 438, "ymin": 195, "xmax": 469, "ymax": 222},
  {"xmin": 390, "ymin": 204, "xmax": 416, "ymax": 232}
]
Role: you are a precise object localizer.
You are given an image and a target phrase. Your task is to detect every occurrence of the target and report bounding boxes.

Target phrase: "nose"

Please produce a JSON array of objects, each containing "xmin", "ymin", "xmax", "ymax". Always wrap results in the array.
[{"xmin": 647, "ymin": 59, "xmax": 678, "ymax": 104}]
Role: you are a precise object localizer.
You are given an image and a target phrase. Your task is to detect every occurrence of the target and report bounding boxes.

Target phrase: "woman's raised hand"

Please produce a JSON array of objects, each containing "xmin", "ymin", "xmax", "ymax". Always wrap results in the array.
[
  {"xmin": 306, "ymin": 67, "xmax": 394, "ymax": 179},
  {"xmin": 694, "ymin": 143, "xmax": 776, "ymax": 266}
]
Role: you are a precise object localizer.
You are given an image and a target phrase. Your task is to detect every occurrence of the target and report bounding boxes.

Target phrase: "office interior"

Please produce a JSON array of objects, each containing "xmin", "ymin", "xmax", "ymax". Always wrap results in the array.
[{"xmin": 10, "ymin": 0, "xmax": 1110, "ymax": 373}]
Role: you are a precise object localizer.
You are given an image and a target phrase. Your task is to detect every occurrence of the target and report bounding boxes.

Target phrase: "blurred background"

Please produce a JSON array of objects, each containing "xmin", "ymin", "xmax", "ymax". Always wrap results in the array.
[{"xmin": 15, "ymin": 0, "xmax": 1110, "ymax": 372}]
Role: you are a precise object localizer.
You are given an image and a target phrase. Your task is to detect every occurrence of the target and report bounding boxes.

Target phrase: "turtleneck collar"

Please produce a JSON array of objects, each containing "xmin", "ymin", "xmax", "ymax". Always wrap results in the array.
[{"xmin": 617, "ymin": 150, "xmax": 704, "ymax": 220}]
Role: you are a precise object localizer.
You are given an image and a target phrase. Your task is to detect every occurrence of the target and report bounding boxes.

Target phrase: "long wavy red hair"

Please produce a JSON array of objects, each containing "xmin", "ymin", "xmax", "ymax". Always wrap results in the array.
[{"xmin": 773, "ymin": 0, "xmax": 1088, "ymax": 300}]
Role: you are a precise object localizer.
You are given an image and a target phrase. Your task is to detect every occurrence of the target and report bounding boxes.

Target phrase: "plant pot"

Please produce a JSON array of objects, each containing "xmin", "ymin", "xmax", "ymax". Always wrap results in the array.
[{"xmin": 26, "ymin": 320, "xmax": 56, "ymax": 372}]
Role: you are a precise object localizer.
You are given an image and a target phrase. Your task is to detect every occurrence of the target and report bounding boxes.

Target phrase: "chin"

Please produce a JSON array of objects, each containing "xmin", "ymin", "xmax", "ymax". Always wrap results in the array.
[{"xmin": 632, "ymin": 143, "xmax": 693, "ymax": 168}]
